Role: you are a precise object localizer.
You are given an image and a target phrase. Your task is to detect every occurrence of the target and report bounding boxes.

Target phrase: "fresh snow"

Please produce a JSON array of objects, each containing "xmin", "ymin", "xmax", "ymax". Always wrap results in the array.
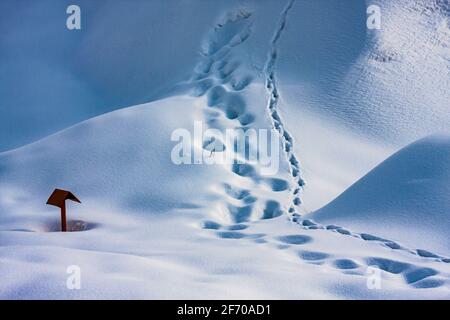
[
  {"xmin": 312, "ymin": 135, "xmax": 450, "ymax": 257},
  {"xmin": 1, "ymin": 0, "xmax": 450, "ymax": 299}
]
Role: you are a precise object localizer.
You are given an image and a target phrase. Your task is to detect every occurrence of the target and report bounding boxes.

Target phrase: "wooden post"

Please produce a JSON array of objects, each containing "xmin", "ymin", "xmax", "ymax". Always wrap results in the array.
[
  {"xmin": 61, "ymin": 201, "xmax": 67, "ymax": 232},
  {"xmin": 47, "ymin": 189, "xmax": 80, "ymax": 232}
]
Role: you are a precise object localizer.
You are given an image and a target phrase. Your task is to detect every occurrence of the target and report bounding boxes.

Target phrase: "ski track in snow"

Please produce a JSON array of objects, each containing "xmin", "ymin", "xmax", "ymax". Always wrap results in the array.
[{"xmin": 186, "ymin": 4, "xmax": 450, "ymax": 292}]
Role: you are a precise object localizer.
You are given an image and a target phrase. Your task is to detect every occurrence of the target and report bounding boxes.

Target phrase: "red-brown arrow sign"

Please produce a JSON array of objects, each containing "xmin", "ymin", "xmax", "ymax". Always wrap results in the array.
[{"xmin": 46, "ymin": 189, "xmax": 81, "ymax": 232}]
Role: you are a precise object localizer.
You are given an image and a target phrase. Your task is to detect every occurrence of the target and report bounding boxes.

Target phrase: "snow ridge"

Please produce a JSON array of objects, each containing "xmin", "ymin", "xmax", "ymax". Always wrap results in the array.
[{"xmin": 263, "ymin": 0, "xmax": 305, "ymax": 215}]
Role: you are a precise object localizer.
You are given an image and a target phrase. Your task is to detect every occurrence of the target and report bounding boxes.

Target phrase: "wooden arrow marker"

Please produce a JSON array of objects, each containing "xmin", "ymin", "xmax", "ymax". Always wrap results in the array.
[{"xmin": 46, "ymin": 189, "xmax": 81, "ymax": 232}]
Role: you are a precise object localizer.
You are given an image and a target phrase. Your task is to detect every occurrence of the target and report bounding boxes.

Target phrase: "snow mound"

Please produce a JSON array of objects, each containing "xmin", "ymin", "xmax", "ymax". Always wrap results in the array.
[
  {"xmin": 0, "ymin": 97, "xmax": 218, "ymax": 229},
  {"xmin": 312, "ymin": 135, "xmax": 450, "ymax": 256},
  {"xmin": 0, "ymin": 7, "xmax": 294, "ymax": 234},
  {"xmin": 1, "ymin": 3, "xmax": 450, "ymax": 300}
]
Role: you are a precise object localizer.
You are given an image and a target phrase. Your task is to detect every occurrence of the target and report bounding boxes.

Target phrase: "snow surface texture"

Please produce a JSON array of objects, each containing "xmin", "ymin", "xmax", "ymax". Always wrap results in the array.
[
  {"xmin": 1, "ymin": 0, "xmax": 450, "ymax": 299},
  {"xmin": 313, "ymin": 135, "xmax": 450, "ymax": 257}
]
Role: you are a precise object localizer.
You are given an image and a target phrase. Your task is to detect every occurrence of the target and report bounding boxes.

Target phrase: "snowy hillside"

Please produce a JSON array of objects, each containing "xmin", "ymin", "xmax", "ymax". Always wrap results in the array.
[
  {"xmin": 1, "ymin": 93, "xmax": 450, "ymax": 299},
  {"xmin": 312, "ymin": 135, "xmax": 450, "ymax": 257},
  {"xmin": 277, "ymin": 0, "xmax": 450, "ymax": 146},
  {"xmin": 1, "ymin": 0, "xmax": 450, "ymax": 299}
]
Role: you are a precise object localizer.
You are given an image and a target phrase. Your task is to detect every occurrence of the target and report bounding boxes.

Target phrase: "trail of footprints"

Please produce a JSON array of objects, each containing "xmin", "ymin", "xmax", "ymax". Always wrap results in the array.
[
  {"xmin": 203, "ymin": 218, "xmax": 450, "ymax": 290},
  {"xmin": 263, "ymin": 0, "xmax": 306, "ymax": 215},
  {"xmin": 291, "ymin": 215, "xmax": 450, "ymax": 264},
  {"xmin": 194, "ymin": 7, "xmax": 449, "ymax": 291},
  {"xmin": 190, "ymin": 10, "xmax": 291, "ymax": 225}
]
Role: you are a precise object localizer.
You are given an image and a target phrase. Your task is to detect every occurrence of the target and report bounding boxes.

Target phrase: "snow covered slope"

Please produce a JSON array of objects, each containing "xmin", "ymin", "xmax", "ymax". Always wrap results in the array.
[
  {"xmin": 277, "ymin": 0, "xmax": 450, "ymax": 146},
  {"xmin": 312, "ymin": 135, "xmax": 450, "ymax": 257},
  {"xmin": 274, "ymin": 0, "xmax": 450, "ymax": 212},
  {"xmin": 1, "ymin": 96, "xmax": 449, "ymax": 298},
  {"xmin": 1, "ymin": 0, "xmax": 450, "ymax": 299}
]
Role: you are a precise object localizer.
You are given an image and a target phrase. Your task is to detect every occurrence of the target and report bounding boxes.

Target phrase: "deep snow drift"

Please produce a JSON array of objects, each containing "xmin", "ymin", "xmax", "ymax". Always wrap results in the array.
[
  {"xmin": 1, "ymin": 92, "xmax": 449, "ymax": 299},
  {"xmin": 312, "ymin": 135, "xmax": 450, "ymax": 257},
  {"xmin": 1, "ymin": 0, "xmax": 450, "ymax": 299}
]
